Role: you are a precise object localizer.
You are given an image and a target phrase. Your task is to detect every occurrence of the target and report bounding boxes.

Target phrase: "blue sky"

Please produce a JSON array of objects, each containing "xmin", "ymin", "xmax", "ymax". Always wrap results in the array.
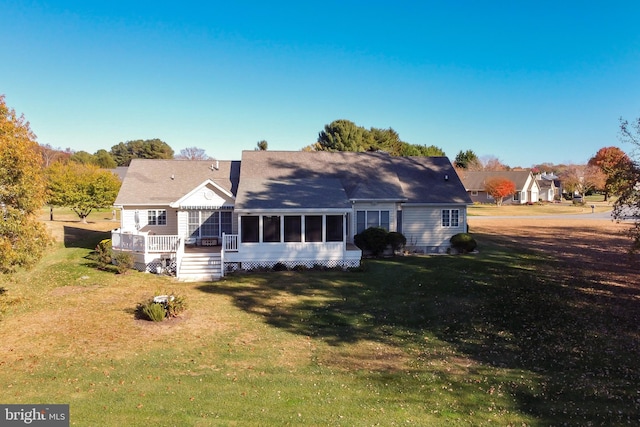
[{"xmin": 2, "ymin": 1, "xmax": 640, "ymax": 167}]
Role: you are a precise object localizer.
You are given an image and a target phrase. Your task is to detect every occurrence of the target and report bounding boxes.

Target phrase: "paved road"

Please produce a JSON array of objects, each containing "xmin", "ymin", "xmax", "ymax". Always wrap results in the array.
[{"xmin": 469, "ymin": 210, "xmax": 616, "ymax": 221}]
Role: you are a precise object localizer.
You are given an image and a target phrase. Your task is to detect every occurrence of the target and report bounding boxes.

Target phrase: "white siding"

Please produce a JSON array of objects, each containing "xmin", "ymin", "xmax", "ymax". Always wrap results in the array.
[
  {"xmin": 402, "ymin": 206, "xmax": 466, "ymax": 250},
  {"xmin": 180, "ymin": 184, "xmax": 234, "ymax": 207},
  {"xmin": 119, "ymin": 206, "xmax": 178, "ymax": 234},
  {"xmin": 351, "ymin": 202, "xmax": 398, "ymax": 239}
]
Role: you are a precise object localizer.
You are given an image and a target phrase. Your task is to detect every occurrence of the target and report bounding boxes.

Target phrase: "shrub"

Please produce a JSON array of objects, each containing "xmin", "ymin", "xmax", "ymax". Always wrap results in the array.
[
  {"xmin": 272, "ymin": 262, "xmax": 288, "ymax": 271},
  {"xmin": 354, "ymin": 227, "xmax": 389, "ymax": 256},
  {"xmin": 114, "ymin": 252, "xmax": 135, "ymax": 274},
  {"xmin": 136, "ymin": 293, "xmax": 187, "ymax": 321},
  {"xmin": 138, "ymin": 301, "xmax": 166, "ymax": 322},
  {"xmin": 166, "ymin": 294, "xmax": 187, "ymax": 318},
  {"xmin": 386, "ymin": 232, "xmax": 407, "ymax": 253},
  {"xmin": 95, "ymin": 239, "xmax": 112, "ymax": 268},
  {"xmin": 450, "ymin": 233, "xmax": 477, "ymax": 254}
]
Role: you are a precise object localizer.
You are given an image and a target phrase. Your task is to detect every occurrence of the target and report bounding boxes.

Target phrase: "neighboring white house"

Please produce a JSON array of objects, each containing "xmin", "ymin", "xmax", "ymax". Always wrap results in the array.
[
  {"xmin": 111, "ymin": 151, "xmax": 472, "ymax": 281},
  {"xmin": 459, "ymin": 170, "xmax": 540, "ymax": 205}
]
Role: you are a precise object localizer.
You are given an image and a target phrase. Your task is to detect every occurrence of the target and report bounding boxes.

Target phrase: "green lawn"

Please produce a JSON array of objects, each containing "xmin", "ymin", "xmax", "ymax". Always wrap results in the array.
[{"xmin": 1, "ymin": 220, "xmax": 638, "ymax": 425}]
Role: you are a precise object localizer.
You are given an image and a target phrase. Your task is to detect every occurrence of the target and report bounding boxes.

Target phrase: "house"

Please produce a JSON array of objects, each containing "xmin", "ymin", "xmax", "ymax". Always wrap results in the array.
[
  {"xmin": 459, "ymin": 170, "xmax": 540, "ymax": 204},
  {"xmin": 111, "ymin": 151, "xmax": 472, "ymax": 281},
  {"xmin": 535, "ymin": 172, "xmax": 561, "ymax": 202}
]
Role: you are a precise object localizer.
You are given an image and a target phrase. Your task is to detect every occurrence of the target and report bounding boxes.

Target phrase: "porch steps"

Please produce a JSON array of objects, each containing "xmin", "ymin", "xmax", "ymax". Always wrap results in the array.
[{"xmin": 177, "ymin": 253, "xmax": 222, "ymax": 282}]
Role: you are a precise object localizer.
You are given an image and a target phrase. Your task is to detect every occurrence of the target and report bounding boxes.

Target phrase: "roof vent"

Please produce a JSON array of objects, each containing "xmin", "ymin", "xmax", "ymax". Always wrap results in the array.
[
  {"xmin": 171, "ymin": 174, "xmax": 175, "ymax": 180},
  {"xmin": 444, "ymin": 174, "xmax": 449, "ymax": 181},
  {"xmin": 210, "ymin": 160, "xmax": 219, "ymax": 171}
]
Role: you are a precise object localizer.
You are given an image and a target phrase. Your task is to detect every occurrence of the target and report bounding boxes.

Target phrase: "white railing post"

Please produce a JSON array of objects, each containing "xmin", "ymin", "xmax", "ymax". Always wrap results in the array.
[
  {"xmin": 220, "ymin": 233, "xmax": 226, "ymax": 278},
  {"xmin": 175, "ymin": 237, "xmax": 185, "ymax": 279}
]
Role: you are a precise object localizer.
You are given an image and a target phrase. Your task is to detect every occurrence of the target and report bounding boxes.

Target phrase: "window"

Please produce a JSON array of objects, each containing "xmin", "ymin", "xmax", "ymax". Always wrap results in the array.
[
  {"xmin": 305, "ymin": 216, "xmax": 322, "ymax": 242},
  {"xmin": 263, "ymin": 215, "xmax": 281, "ymax": 243},
  {"xmin": 241, "ymin": 216, "xmax": 259, "ymax": 243},
  {"xmin": 471, "ymin": 190, "xmax": 478, "ymax": 196},
  {"xmin": 284, "ymin": 216, "xmax": 302, "ymax": 242},
  {"xmin": 325, "ymin": 215, "xmax": 343, "ymax": 242},
  {"xmin": 442, "ymin": 209, "xmax": 459, "ymax": 227},
  {"xmin": 356, "ymin": 210, "xmax": 390, "ymax": 233},
  {"xmin": 148, "ymin": 209, "xmax": 167, "ymax": 226},
  {"xmin": 513, "ymin": 192, "xmax": 521, "ymax": 202},
  {"xmin": 188, "ymin": 210, "xmax": 233, "ymax": 238}
]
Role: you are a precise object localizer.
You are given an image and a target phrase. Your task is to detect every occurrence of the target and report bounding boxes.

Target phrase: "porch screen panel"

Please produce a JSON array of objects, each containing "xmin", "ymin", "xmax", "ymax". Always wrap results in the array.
[
  {"xmin": 305, "ymin": 215, "xmax": 322, "ymax": 242},
  {"xmin": 221, "ymin": 211, "xmax": 233, "ymax": 235},
  {"xmin": 201, "ymin": 210, "xmax": 217, "ymax": 237},
  {"xmin": 284, "ymin": 216, "xmax": 302, "ymax": 242},
  {"xmin": 263, "ymin": 215, "xmax": 281, "ymax": 242},
  {"xmin": 241, "ymin": 216, "xmax": 259, "ymax": 243},
  {"xmin": 325, "ymin": 215, "xmax": 343, "ymax": 242},
  {"xmin": 188, "ymin": 211, "xmax": 199, "ymax": 238}
]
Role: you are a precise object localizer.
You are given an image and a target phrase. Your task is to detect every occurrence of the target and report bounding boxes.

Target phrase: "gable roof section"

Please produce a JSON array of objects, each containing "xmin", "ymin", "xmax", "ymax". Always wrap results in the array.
[
  {"xmin": 459, "ymin": 170, "xmax": 534, "ymax": 192},
  {"xmin": 114, "ymin": 159, "xmax": 240, "ymax": 206}
]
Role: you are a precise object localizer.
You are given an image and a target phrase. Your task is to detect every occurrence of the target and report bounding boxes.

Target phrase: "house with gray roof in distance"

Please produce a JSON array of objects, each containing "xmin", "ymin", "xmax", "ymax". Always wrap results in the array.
[
  {"xmin": 112, "ymin": 150, "xmax": 472, "ymax": 281},
  {"xmin": 459, "ymin": 170, "xmax": 540, "ymax": 205}
]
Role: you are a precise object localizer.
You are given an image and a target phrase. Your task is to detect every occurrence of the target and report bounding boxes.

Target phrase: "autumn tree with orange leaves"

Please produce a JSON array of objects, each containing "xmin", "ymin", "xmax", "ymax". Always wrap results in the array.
[
  {"xmin": 484, "ymin": 176, "xmax": 516, "ymax": 206},
  {"xmin": 588, "ymin": 146, "xmax": 633, "ymax": 201}
]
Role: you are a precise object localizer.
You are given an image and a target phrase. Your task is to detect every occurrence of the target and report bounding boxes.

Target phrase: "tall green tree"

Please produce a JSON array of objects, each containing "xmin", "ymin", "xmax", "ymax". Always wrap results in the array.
[
  {"xmin": 110, "ymin": 138, "xmax": 174, "ymax": 166},
  {"xmin": 46, "ymin": 162, "xmax": 121, "ymax": 223},
  {"xmin": 454, "ymin": 150, "xmax": 481, "ymax": 169},
  {"xmin": 0, "ymin": 95, "xmax": 52, "ymax": 273},
  {"xmin": 315, "ymin": 119, "xmax": 445, "ymax": 157},
  {"xmin": 317, "ymin": 119, "xmax": 369, "ymax": 152},
  {"xmin": 94, "ymin": 149, "xmax": 116, "ymax": 168}
]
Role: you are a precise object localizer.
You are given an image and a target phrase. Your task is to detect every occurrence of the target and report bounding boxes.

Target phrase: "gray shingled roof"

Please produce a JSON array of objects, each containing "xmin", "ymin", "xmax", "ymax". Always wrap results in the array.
[
  {"xmin": 114, "ymin": 159, "xmax": 240, "ymax": 206},
  {"xmin": 459, "ymin": 170, "xmax": 533, "ymax": 191},
  {"xmin": 114, "ymin": 152, "xmax": 472, "ymax": 209},
  {"xmin": 234, "ymin": 151, "xmax": 471, "ymax": 210}
]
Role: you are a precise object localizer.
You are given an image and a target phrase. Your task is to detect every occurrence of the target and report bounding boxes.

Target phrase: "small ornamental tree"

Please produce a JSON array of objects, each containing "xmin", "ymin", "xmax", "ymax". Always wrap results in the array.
[
  {"xmin": 46, "ymin": 162, "xmax": 121, "ymax": 223},
  {"xmin": 484, "ymin": 177, "xmax": 516, "ymax": 206}
]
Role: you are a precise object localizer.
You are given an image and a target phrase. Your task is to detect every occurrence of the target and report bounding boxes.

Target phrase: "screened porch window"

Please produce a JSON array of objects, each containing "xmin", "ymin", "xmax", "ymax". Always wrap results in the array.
[
  {"xmin": 241, "ymin": 216, "xmax": 259, "ymax": 243},
  {"xmin": 284, "ymin": 216, "xmax": 302, "ymax": 242},
  {"xmin": 305, "ymin": 216, "xmax": 322, "ymax": 242},
  {"xmin": 325, "ymin": 215, "xmax": 343, "ymax": 242},
  {"xmin": 188, "ymin": 210, "xmax": 233, "ymax": 238},
  {"xmin": 263, "ymin": 215, "xmax": 281, "ymax": 243}
]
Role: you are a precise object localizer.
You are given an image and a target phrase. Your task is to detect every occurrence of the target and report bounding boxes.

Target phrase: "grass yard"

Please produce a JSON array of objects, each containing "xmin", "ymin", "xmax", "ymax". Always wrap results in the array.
[
  {"xmin": 0, "ymin": 214, "xmax": 639, "ymax": 425},
  {"xmin": 468, "ymin": 198, "xmax": 613, "ymax": 216}
]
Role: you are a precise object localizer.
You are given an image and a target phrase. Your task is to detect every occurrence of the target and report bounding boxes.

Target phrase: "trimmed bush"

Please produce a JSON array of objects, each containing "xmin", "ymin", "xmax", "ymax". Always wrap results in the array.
[
  {"xmin": 354, "ymin": 227, "xmax": 389, "ymax": 256},
  {"xmin": 450, "ymin": 233, "xmax": 477, "ymax": 253},
  {"xmin": 386, "ymin": 232, "xmax": 407, "ymax": 252}
]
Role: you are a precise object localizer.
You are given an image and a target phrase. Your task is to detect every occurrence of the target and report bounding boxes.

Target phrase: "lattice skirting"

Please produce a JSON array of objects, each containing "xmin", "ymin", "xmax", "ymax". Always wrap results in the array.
[
  {"xmin": 133, "ymin": 259, "xmax": 177, "ymax": 275},
  {"xmin": 226, "ymin": 258, "xmax": 360, "ymax": 272}
]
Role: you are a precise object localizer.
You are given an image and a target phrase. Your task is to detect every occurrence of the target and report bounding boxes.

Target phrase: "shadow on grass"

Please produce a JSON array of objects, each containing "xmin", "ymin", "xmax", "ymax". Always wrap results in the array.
[
  {"xmin": 64, "ymin": 225, "xmax": 110, "ymax": 249},
  {"xmin": 198, "ymin": 227, "xmax": 640, "ymax": 425}
]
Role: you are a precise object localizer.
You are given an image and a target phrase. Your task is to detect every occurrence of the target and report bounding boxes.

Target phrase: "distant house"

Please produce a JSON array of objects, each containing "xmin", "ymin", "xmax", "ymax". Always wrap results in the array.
[
  {"xmin": 111, "ymin": 151, "xmax": 472, "ymax": 281},
  {"xmin": 459, "ymin": 170, "xmax": 540, "ymax": 204},
  {"xmin": 535, "ymin": 172, "xmax": 561, "ymax": 202}
]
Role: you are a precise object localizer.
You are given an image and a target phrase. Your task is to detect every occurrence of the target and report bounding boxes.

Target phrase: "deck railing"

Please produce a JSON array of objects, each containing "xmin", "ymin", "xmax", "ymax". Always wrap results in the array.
[
  {"xmin": 222, "ymin": 233, "xmax": 239, "ymax": 252},
  {"xmin": 111, "ymin": 229, "xmax": 180, "ymax": 253}
]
